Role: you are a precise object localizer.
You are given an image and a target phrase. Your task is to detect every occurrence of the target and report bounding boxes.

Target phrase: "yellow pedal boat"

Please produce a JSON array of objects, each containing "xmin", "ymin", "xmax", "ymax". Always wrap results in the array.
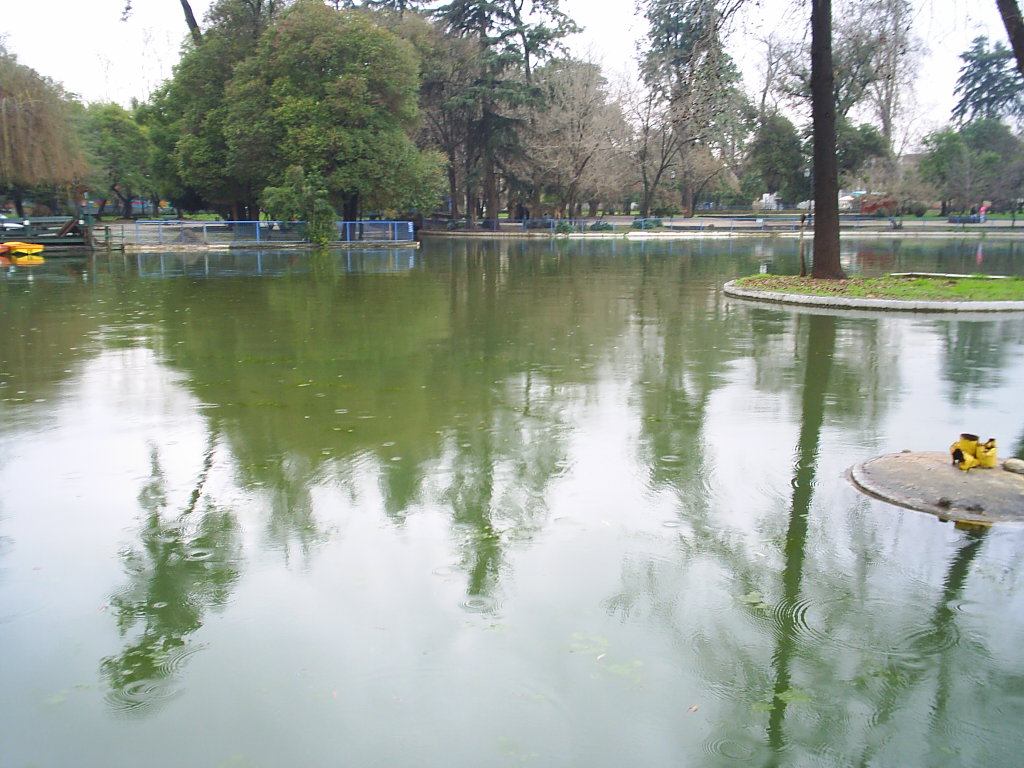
[
  {"xmin": 4, "ymin": 241, "xmax": 45, "ymax": 255},
  {"xmin": 12, "ymin": 254, "xmax": 45, "ymax": 265}
]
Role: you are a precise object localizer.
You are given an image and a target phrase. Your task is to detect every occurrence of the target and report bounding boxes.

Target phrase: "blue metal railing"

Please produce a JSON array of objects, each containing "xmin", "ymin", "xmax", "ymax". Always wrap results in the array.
[
  {"xmin": 131, "ymin": 220, "xmax": 416, "ymax": 246},
  {"xmin": 135, "ymin": 248, "xmax": 419, "ymax": 278}
]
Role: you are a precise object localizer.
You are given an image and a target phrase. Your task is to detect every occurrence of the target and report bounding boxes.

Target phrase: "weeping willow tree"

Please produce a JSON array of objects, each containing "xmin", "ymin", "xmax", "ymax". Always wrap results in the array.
[{"xmin": 0, "ymin": 46, "xmax": 88, "ymax": 216}]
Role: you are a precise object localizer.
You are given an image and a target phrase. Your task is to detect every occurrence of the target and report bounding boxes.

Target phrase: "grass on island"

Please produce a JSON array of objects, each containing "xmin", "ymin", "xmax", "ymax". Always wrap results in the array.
[{"xmin": 733, "ymin": 274, "xmax": 1024, "ymax": 302}]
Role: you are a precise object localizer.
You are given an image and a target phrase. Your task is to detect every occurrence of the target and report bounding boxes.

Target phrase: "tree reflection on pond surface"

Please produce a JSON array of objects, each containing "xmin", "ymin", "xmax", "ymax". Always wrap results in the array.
[{"xmin": 1, "ymin": 237, "xmax": 1023, "ymax": 767}]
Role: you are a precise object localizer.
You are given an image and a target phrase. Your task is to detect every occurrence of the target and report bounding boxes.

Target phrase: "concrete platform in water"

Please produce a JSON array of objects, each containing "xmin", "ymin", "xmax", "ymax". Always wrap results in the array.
[{"xmin": 849, "ymin": 451, "xmax": 1024, "ymax": 528}]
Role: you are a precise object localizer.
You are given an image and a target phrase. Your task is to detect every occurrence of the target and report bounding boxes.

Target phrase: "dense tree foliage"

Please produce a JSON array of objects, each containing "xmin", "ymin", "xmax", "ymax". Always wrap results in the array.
[
  {"xmin": 952, "ymin": 36, "xmax": 1024, "ymax": 126},
  {"xmin": 136, "ymin": 0, "xmax": 444, "ymax": 220},
  {"xmin": 82, "ymin": 103, "xmax": 153, "ymax": 218},
  {"xmin": 866, "ymin": 1, "xmax": 921, "ymax": 142},
  {"xmin": 226, "ymin": 0, "xmax": 443, "ymax": 220},
  {"xmin": 748, "ymin": 113, "xmax": 806, "ymax": 202},
  {"xmin": 835, "ymin": 119, "xmax": 887, "ymax": 182},
  {"xmin": 920, "ymin": 119, "xmax": 1024, "ymax": 215},
  {"xmin": 411, "ymin": 20, "xmax": 481, "ymax": 219},
  {"xmin": 430, "ymin": 0, "xmax": 576, "ymax": 223},
  {"xmin": 775, "ymin": 0, "xmax": 917, "ymax": 129},
  {"xmin": 146, "ymin": 0, "xmax": 286, "ymax": 218},
  {"xmin": 527, "ymin": 59, "xmax": 623, "ymax": 218},
  {"xmin": 9, "ymin": 0, "xmax": 1024, "ymax": 243},
  {"xmin": 261, "ymin": 165, "xmax": 337, "ymax": 242},
  {"xmin": 635, "ymin": 0, "xmax": 749, "ymax": 217}
]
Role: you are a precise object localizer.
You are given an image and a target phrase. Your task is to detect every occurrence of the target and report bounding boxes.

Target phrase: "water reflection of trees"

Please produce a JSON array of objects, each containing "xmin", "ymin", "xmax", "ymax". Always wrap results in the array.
[
  {"xmin": 0, "ymin": 267, "xmax": 105, "ymax": 409},
  {"xmin": 101, "ymin": 434, "xmax": 241, "ymax": 715},
  {"xmin": 605, "ymin": 301, "xmax": 1018, "ymax": 765},
  {"xmin": 883, "ymin": 238, "xmax": 1022, "ymax": 276},
  {"xmin": 11, "ymin": 243, "xmax": 1024, "ymax": 734},
  {"xmin": 746, "ymin": 308, "xmax": 901, "ymax": 430},
  {"xmin": 852, "ymin": 529, "xmax": 987, "ymax": 768},
  {"xmin": 442, "ymin": 395, "xmax": 567, "ymax": 603},
  {"xmin": 621, "ymin": 251, "xmax": 755, "ymax": 563},
  {"xmin": 149, "ymin": 239, "xmax": 644, "ymax": 602},
  {"xmin": 1012, "ymin": 428, "xmax": 1024, "ymax": 460},
  {"xmin": 605, "ymin": 311, "xmax": 842, "ymax": 763},
  {"xmin": 744, "ymin": 313, "xmax": 1018, "ymax": 766},
  {"xmin": 936, "ymin": 317, "xmax": 1024, "ymax": 406},
  {"xmin": 140, "ymin": 238, "xmax": 779, "ymax": 611},
  {"xmin": 763, "ymin": 313, "xmax": 834, "ymax": 765}
]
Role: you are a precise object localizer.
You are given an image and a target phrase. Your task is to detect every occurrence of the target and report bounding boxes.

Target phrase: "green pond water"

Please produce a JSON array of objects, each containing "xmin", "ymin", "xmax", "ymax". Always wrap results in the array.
[{"xmin": 2, "ymin": 236, "xmax": 1024, "ymax": 768}]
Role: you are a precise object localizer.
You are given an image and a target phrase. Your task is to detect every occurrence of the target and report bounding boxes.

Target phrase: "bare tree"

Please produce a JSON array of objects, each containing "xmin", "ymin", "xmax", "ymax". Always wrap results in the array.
[
  {"xmin": 528, "ymin": 58, "xmax": 623, "ymax": 218},
  {"xmin": 635, "ymin": 0, "xmax": 750, "ymax": 218},
  {"xmin": 755, "ymin": 33, "xmax": 787, "ymax": 117},
  {"xmin": 618, "ymin": 82, "xmax": 685, "ymax": 218},
  {"xmin": 774, "ymin": 0, "xmax": 918, "ymax": 130},
  {"xmin": 861, "ymin": 0, "xmax": 922, "ymax": 143},
  {"xmin": 123, "ymin": 0, "xmax": 203, "ymax": 45}
]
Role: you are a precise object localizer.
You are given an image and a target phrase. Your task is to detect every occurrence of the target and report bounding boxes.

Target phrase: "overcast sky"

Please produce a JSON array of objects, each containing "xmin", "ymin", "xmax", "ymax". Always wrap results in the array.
[{"xmin": 2, "ymin": 0, "xmax": 1012, "ymax": 147}]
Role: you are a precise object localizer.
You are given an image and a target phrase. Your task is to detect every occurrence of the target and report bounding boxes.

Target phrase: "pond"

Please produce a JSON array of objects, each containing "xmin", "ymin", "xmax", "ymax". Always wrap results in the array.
[{"xmin": 2, "ymin": 236, "xmax": 1024, "ymax": 768}]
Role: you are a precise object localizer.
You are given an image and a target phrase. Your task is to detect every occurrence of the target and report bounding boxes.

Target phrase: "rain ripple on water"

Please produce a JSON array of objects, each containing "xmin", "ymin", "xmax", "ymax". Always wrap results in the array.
[
  {"xmin": 459, "ymin": 593, "xmax": 503, "ymax": 615},
  {"xmin": 105, "ymin": 677, "xmax": 181, "ymax": 716},
  {"xmin": 741, "ymin": 593, "xmax": 964, "ymax": 660}
]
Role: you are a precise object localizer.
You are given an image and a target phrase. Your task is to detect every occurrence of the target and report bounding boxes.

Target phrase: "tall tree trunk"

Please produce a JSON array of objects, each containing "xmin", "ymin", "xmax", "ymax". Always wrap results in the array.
[
  {"xmin": 447, "ymin": 164, "xmax": 460, "ymax": 220},
  {"xmin": 564, "ymin": 180, "xmax": 579, "ymax": 221},
  {"xmin": 529, "ymin": 185, "xmax": 542, "ymax": 222},
  {"xmin": 997, "ymin": 0, "xmax": 1024, "ymax": 78},
  {"xmin": 180, "ymin": 0, "xmax": 203, "ymax": 45},
  {"xmin": 639, "ymin": 170, "xmax": 654, "ymax": 218},
  {"xmin": 343, "ymin": 193, "xmax": 359, "ymax": 224},
  {"xmin": 463, "ymin": 148, "xmax": 477, "ymax": 226},
  {"xmin": 483, "ymin": 150, "xmax": 499, "ymax": 229},
  {"xmin": 810, "ymin": 0, "xmax": 845, "ymax": 279},
  {"xmin": 681, "ymin": 178, "xmax": 696, "ymax": 218}
]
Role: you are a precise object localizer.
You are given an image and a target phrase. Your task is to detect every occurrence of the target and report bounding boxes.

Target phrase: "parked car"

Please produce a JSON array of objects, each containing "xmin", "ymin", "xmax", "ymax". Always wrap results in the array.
[{"xmin": 0, "ymin": 214, "xmax": 25, "ymax": 230}]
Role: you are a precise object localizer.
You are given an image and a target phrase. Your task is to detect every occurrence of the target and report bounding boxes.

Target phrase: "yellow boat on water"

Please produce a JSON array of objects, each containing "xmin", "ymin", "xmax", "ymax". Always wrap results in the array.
[
  {"xmin": 12, "ymin": 254, "xmax": 45, "ymax": 265},
  {"xmin": 1, "ymin": 242, "xmax": 45, "ymax": 264},
  {"xmin": 5, "ymin": 241, "xmax": 45, "ymax": 255}
]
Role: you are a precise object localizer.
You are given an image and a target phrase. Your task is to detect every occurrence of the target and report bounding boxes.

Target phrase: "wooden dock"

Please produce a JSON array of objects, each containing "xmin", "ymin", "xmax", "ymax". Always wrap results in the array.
[{"xmin": 0, "ymin": 216, "xmax": 90, "ymax": 248}]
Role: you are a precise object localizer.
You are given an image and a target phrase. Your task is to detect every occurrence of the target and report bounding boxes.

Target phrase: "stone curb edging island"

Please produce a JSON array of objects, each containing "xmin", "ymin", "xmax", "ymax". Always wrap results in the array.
[
  {"xmin": 848, "ymin": 451, "xmax": 1024, "ymax": 527},
  {"xmin": 723, "ymin": 280, "xmax": 1024, "ymax": 312}
]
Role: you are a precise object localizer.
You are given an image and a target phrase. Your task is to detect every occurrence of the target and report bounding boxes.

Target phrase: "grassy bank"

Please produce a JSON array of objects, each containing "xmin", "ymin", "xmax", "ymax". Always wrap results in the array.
[{"xmin": 732, "ymin": 274, "xmax": 1024, "ymax": 302}]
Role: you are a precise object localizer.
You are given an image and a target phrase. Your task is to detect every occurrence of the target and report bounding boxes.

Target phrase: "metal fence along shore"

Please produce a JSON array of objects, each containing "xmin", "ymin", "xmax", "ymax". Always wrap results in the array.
[
  {"xmin": 418, "ymin": 215, "xmax": 1024, "ymax": 235},
  {"xmin": 92, "ymin": 215, "xmax": 1023, "ymax": 251},
  {"xmin": 123, "ymin": 219, "xmax": 417, "ymax": 248}
]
